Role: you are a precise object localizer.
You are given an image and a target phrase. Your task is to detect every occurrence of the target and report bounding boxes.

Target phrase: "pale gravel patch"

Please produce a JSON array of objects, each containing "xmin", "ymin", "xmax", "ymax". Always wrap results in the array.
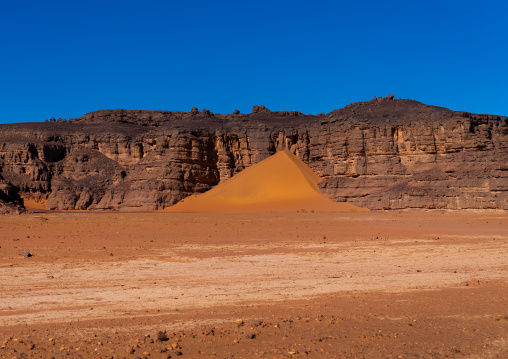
[{"xmin": 1, "ymin": 238, "xmax": 507, "ymax": 326}]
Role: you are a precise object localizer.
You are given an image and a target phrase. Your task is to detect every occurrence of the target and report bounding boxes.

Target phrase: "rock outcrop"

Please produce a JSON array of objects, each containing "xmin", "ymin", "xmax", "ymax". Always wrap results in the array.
[
  {"xmin": 0, "ymin": 97, "xmax": 506, "ymax": 211},
  {"xmin": 0, "ymin": 173, "xmax": 24, "ymax": 213}
]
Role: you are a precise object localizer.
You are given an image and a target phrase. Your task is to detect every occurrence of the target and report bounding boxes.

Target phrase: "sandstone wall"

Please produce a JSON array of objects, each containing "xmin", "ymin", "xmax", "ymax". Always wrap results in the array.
[{"xmin": 0, "ymin": 98, "xmax": 506, "ymax": 211}]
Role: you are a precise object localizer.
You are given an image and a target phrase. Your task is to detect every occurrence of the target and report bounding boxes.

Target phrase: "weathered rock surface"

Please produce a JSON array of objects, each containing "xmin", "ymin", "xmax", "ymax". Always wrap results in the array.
[
  {"xmin": 0, "ymin": 173, "xmax": 24, "ymax": 213},
  {"xmin": 0, "ymin": 97, "xmax": 506, "ymax": 211}
]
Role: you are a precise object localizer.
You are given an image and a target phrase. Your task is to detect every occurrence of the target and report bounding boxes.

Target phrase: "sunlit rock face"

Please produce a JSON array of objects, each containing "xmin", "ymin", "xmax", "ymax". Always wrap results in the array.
[{"xmin": 0, "ymin": 98, "xmax": 506, "ymax": 211}]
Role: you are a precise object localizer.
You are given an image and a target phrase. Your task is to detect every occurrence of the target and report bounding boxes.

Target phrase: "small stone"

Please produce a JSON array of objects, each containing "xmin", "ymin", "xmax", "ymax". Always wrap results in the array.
[
  {"xmin": 21, "ymin": 251, "xmax": 32, "ymax": 258},
  {"xmin": 155, "ymin": 331, "xmax": 168, "ymax": 342},
  {"xmin": 235, "ymin": 318, "xmax": 244, "ymax": 326}
]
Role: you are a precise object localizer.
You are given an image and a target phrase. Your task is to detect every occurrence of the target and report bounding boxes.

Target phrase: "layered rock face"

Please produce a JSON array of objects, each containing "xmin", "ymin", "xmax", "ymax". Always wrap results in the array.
[
  {"xmin": 0, "ymin": 173, "xmax": 24, "ymax": 214},
  {"xmin": 0, "ymin": 98, "xmax": 506, "ymax": 212}
]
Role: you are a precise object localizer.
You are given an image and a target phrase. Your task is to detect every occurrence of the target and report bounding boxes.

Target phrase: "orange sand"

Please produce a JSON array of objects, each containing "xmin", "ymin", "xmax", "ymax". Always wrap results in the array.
[
  {"xmin": 166, "ymin": 150, "xmax": 365, "ymax": 213},
  {"xmin": 21, "ymin": 195, "xmax": 47, "ymax": 210}
]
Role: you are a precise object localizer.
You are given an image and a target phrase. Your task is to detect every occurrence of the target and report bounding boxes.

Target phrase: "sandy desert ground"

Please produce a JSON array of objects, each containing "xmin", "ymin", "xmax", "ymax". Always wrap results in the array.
[{"xmin": 0, "ymin": 210, "xmax": 507, "ymax": 358}]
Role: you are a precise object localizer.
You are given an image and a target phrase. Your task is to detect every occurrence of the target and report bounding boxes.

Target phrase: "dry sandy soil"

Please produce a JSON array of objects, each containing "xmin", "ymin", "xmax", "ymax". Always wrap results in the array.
[{"xmin": 0, "ymin": 211, "xmax": 507, "ymax": 358}]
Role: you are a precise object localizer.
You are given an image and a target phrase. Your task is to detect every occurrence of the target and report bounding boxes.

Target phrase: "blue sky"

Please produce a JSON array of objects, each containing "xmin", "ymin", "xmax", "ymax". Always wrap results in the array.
[{"xmin": 1, "ymin": 0, "xmax": 507, "ymax": 123}]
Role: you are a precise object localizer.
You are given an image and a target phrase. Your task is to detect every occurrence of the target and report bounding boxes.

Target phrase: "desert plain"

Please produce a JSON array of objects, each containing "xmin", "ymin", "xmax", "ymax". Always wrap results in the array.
[{"xmin": 1, "ymin": 209, "xmax": 507, "ymax": 359}]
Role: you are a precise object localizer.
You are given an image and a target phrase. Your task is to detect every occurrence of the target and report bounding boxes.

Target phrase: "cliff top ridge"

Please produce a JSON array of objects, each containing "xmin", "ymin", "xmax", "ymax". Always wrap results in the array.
[{"xmin": 1, "ymin": 97, "xmax": 506, "ymax": 133}]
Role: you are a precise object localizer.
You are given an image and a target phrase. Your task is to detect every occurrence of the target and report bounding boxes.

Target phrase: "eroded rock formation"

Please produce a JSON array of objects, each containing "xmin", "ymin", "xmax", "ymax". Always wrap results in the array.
[
  {"xmin": 0, "ymin": 173, "xmax": 24, "ymax": 214},
  {"xmin": 0, "ymin": 97, "xmax": 506, "ymax": 212}
]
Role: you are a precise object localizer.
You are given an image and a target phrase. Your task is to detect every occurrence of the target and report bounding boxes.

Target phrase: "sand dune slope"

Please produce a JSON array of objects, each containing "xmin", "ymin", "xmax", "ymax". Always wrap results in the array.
[{"xmin": 166, "ymin": 150, "xmax": 365, "ymax": 213}]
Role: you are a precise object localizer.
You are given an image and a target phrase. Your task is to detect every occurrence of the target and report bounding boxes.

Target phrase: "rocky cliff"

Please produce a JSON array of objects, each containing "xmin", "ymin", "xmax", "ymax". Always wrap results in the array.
[{"xmin": 0, "ymin": 97, "xmax": 506, "ymax": 212}]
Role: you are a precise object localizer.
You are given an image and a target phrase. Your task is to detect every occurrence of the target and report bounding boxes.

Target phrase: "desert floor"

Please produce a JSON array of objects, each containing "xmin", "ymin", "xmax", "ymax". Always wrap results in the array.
[{"xmin": 0, "ymin": 211, "xmax": 507, "ymax": 358}]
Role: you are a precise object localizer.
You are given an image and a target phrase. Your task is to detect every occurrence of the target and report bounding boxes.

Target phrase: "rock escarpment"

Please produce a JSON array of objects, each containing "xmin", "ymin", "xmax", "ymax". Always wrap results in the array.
[
  {"xmin": 0, "ymin": 173, "xmax": 24, "ymax": 214},
  {"xmin": 0, "ymin": 97, "xmax": 506, "ymax": 212}
]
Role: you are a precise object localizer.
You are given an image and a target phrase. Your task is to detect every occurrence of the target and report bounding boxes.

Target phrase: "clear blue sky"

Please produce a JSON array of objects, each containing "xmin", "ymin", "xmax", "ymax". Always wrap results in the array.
[{"xmin": 1, "ymin": 0, "xmax": 507, "ymax": 123}]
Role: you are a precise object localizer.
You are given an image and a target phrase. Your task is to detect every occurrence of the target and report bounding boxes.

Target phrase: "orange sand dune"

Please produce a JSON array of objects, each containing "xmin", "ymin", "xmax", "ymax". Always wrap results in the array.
[
  {"xmin": 166, "ymin": 150, "xmax": 366, "ymax": 213},
  {"xmin": 21, "ymin": 195, "xmax": 47, "ymax": 210}
]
